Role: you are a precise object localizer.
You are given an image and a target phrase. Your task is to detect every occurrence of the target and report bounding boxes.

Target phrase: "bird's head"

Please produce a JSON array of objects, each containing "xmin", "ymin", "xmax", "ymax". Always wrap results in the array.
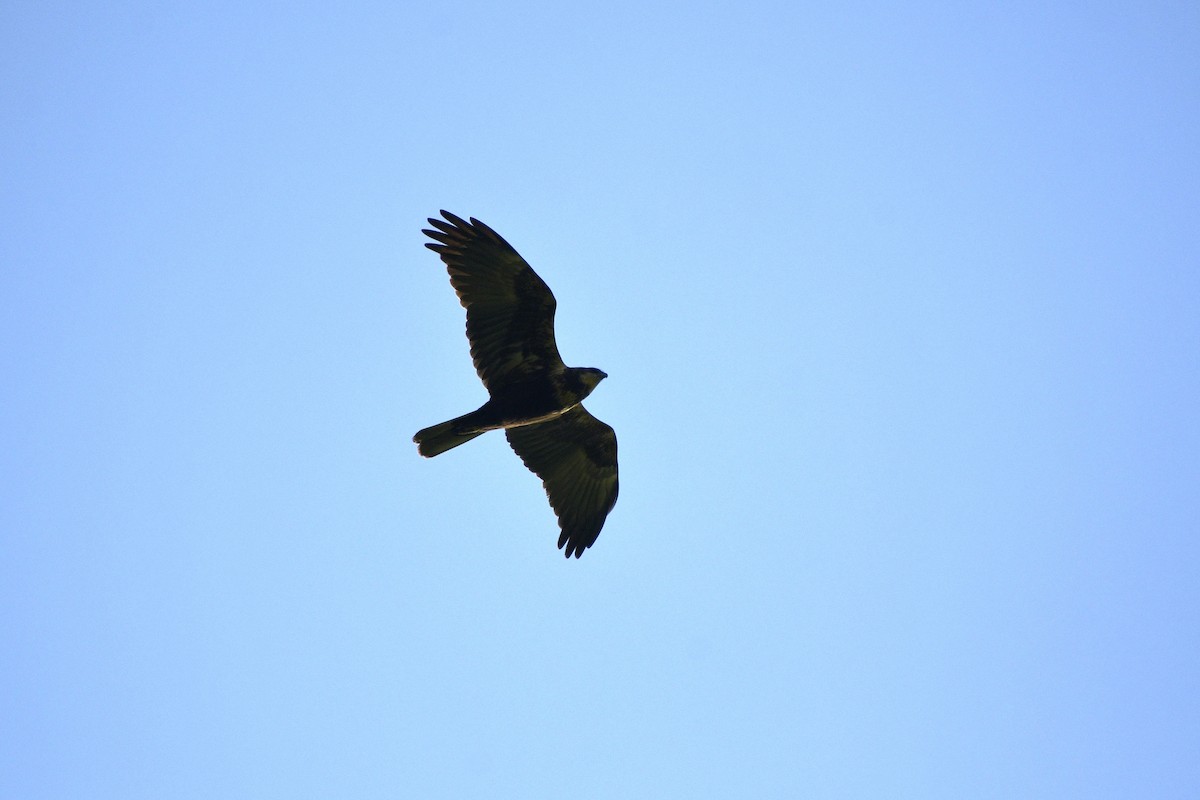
[{"xmin": 573, "ymin": 367, "xmax": 608, "ymax": 399}]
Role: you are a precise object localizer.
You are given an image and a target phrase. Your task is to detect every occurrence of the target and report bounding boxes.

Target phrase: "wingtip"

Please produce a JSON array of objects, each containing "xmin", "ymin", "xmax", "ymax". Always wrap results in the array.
[
  {"xmin": 437, "ymin": 209, "xmax": 469, "ymax": 228},
  {"xmin": 559, "ymin": 534, "xmax": 589, "ymax": 559}
]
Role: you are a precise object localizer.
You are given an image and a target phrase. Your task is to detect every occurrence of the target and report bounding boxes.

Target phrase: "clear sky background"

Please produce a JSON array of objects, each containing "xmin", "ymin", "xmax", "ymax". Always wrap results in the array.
[{"xmin": 3, "ymin": 2, "xmax": 1198, "ymax": 798}]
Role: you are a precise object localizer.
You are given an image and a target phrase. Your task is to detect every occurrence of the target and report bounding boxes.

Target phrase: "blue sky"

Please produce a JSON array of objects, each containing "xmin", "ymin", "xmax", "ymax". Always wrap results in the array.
[{"xmin": 3, "ymin": 2, "xmax": 1198, "ymax": 797}]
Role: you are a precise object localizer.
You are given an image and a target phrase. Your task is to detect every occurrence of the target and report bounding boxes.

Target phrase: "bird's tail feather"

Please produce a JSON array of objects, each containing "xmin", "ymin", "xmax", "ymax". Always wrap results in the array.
[{"xmin": 413, "ymin": 413, "xmax": 486, "ymax": 458}]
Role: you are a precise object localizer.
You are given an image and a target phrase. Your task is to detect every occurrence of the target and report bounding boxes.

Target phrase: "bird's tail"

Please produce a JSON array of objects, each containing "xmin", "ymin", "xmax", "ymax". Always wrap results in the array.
[{"xmin": 413, "ymin": 412, "xmax": 487, "ymax": 457}]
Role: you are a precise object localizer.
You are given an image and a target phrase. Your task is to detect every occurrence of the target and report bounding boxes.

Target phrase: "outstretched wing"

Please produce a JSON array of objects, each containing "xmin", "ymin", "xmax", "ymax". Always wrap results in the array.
[
  {"xmin": 505, "ymin": 406, "xmax": 619, "ymax": 558},
  {"xmin": 423, "ymin": 211, "xmax": 564, "ymax": 391}
]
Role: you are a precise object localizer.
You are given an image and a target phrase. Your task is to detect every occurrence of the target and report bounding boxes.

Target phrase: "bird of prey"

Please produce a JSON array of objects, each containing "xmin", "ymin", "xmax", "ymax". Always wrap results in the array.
[{"xmin": 413, "ymin": 211, "xmax": 618, "ymax": 558}]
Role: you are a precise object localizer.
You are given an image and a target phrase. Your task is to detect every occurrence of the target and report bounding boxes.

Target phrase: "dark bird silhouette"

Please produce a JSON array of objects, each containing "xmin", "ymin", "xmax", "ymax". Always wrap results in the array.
[{"xmin": 414, "ymin": 211, "xmax": 618, "ymax": 558}]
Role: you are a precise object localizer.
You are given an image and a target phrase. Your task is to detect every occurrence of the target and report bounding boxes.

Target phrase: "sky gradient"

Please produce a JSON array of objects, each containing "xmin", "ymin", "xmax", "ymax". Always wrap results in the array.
[{"xmin": 3, "ymin": 2, "xmax": 1199, "ymax": 797}]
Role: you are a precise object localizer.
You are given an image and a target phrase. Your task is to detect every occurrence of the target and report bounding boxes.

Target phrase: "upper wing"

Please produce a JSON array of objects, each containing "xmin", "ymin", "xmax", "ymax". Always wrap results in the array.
[
  {"xmin": 505, "ymin": 406, "xmax": 619, "ymax": 558},
  {"xmin": 423, "ymin": 211, "xmax": 564, "ymax": 391}
]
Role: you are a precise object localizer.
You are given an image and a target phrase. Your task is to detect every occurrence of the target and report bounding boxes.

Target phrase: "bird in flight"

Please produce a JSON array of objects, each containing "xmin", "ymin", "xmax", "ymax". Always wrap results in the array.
[{"xmin": 413, "ymin": 211, "xmax": 618, "ymax": 558}]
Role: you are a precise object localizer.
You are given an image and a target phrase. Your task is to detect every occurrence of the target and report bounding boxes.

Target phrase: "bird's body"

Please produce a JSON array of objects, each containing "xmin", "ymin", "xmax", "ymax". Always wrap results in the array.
[
  {"xmin": 413, "ymin": 367, "xmax": 604, "ymax": 456},
  {"xmin": 414, "ymin": 211, "xmax": 618, "ymax": 558}
]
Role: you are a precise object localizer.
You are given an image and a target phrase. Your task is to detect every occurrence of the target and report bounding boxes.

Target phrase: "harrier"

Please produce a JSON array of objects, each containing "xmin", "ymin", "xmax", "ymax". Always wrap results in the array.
[{"xmin": 413, "ymin": 211, "xmax": 618, "ymax": 558}]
